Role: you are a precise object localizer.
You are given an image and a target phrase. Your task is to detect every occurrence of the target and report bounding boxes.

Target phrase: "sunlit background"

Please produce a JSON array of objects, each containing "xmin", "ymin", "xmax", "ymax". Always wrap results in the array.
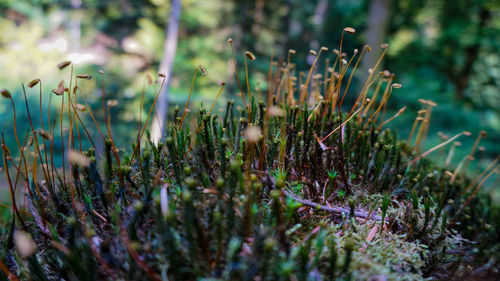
[{"xmin": 1, "ymin": 0, "xmax": 499, "ymax": 204}]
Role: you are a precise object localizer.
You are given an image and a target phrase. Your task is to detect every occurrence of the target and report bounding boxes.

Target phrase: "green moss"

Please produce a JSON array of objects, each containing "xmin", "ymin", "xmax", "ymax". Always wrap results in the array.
[{"xmin": 0, "ymin": 45, "xmax": 498, "ymax": 280}]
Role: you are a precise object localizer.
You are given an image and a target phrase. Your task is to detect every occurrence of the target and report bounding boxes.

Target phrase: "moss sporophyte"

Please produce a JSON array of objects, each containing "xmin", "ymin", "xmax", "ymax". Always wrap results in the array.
[{"xmin": 0, "ymin": 28, "xmax": 499, "ymax": 280}]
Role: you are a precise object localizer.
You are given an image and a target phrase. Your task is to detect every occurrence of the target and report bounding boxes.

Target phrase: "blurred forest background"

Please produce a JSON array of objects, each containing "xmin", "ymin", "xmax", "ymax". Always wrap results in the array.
[{"xmin": 0, "ymin": 0, "xmax": 499, "ymax": 202}]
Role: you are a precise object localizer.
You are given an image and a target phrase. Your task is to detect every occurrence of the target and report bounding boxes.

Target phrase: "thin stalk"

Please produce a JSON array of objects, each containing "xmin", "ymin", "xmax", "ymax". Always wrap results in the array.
[
  {"xmin": 444, "ymin": 141, "xmax": 459, "ymax": 167},
  {"xmin": 407, "ymin": 111, "xmax": 424, "ymax": 146},
  {"xmin": 68, "ymin": 96, "xmax": 97, "ymax": 150},
  {"xmin": 348, "ymin": 45, "xmax": 388, "ymax": 116},
  {"xmin": 38, "ymin": 81, "xmax": 51, "ymax": 188},
  {"xmin": 229, "ymin": 39, "xmax": 248, "ymax": 110},
  {"xmin": 376, "ymin": 106, "xmax": 406, "ymax": 130},
  {"xmin": 362, "ymin": 78, "xmax": 384, "ymax": 117},
  {"xmin": 350, "ymin": 72, "xmax": 384, "ymax": 118},
  {"xmin": 129, "ymin": 76, "xmax": 167, "ymax": 165},
  {"xmin": 12, "ymin": 130, "xmax": 30, "ymax": 193},
  {"xmin": 78, "ymin": 87, "xmax": 106, "ymax": 141},
  {"xmin": 30, "ymin": 148, "xmax": 48, "ymax": 226},
  {"xmin": 408, "ymin": 131, "xmax": 470, "ymax": 166},
  {"xmin": 184, "ymin": 83, "xmax": 226, "ymax": 158},
  {"xmin": 321, "ymin": 106, "xmax": 364, "ymax": 142},
  {"xmin": 462, "ymin": 131, "xmax": 486, "ymax": 176},
  {"xmin": 60, "ymin": 93, "xmax": 66, "ymax": 184},
  {"xmin": 22, "ymin": 84, "xmax": 52, "ymax": 192},
  {"xmin": 297, "ymin": 48, "xmax": 325, "ymax": 112},
  {"xmin": 371, "ymin": 76, "xmax": 393, "ymax": 124},
  {"xmin": 244, "ymin": 56, "xmax": 252, "ymax": 120},
  {"xmin": 350, "ymin": 84, "xmax": 398, "ymax": 147},
  {"xmin": 178, "ymin": 68, "xmax": 199, "ymax": 130},
  {"xmin": 459, "ymin": 163, "xmax": 500, "ymax": 213},
  {"xmin": 47, "ymin": 90, "xmax": 55, "ymax": 185},
  {"xmin": 1, "ymin": 133, "xmax": 28, "ymax": 231},
  {"xmin": 462, "ymin": 156, "xmax": 500, "ymax": 194},
  {"xmin": 338, "ymin": 47, "xmax": 365, "ymax": 109}
]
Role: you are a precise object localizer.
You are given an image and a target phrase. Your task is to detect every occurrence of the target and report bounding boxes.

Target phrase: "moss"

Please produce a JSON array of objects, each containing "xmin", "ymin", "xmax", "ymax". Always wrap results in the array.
[{"xmin": 0, "ymin": 42, "xmax": 499, "ymax": 280}]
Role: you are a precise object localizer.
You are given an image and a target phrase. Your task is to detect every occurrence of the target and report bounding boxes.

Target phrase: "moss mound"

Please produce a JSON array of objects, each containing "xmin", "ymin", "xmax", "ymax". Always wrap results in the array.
[{"xmin": 0, "ymin": 46, "xmax": 499, "ymax": 280}]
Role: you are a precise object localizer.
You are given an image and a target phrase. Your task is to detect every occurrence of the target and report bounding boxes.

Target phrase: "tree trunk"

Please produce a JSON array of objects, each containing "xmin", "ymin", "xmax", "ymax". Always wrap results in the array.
[
  {"xmin": 150, "ymin": 0, "xmax": 181, "ymax": 144},
  {"xmin": 69, "ymin": 0, "xmax": 82, "ymax": 52},
  {"xmin": 359, "ymin": 0, "xmax": 390, "ymax": 91}
]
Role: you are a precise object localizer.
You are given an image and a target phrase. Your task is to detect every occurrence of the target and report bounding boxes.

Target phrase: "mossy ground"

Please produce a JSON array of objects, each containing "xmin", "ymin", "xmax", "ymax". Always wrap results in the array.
[{"xmin": 0, "ymin": 44, "xmax": 499, "ymax": 280}]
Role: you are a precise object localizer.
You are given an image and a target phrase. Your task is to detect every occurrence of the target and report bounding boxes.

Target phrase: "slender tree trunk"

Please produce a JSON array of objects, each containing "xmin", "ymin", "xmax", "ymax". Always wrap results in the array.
[
  {"xmin": 69, "ymin": 0, "xmax": 82, "ymax": 52},
  {"xmin": 151, "ymin": 0, "xmax": 181, "ymax": 144},
  {"xmin": 359, "ymin": 0, "xmax": 390, "ymax": 89}
]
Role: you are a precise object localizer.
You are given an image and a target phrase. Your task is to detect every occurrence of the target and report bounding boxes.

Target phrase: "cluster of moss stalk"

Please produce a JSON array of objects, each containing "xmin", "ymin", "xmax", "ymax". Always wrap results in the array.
[{"xmin": 0, "ymin": 31, "xmax": 499, "ymax": 280}]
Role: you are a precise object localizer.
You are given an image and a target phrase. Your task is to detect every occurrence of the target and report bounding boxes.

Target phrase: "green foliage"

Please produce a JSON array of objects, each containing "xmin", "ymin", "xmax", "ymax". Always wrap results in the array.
[{"xmin": 0, "ymin": 44, "xmax": 499, "ymax": 281}]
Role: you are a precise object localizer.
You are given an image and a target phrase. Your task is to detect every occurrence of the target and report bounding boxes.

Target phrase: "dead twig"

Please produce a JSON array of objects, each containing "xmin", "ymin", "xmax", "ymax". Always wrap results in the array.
[{"xmin": 283, "ymin": 189, "xmax": 386, "ymax": 221}]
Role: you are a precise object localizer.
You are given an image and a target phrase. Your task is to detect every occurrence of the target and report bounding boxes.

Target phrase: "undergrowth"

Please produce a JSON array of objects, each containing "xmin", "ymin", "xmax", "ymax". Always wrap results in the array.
[{"xmin": 0, "ymin": 28, "xmax": 499, "ymax": 280}]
